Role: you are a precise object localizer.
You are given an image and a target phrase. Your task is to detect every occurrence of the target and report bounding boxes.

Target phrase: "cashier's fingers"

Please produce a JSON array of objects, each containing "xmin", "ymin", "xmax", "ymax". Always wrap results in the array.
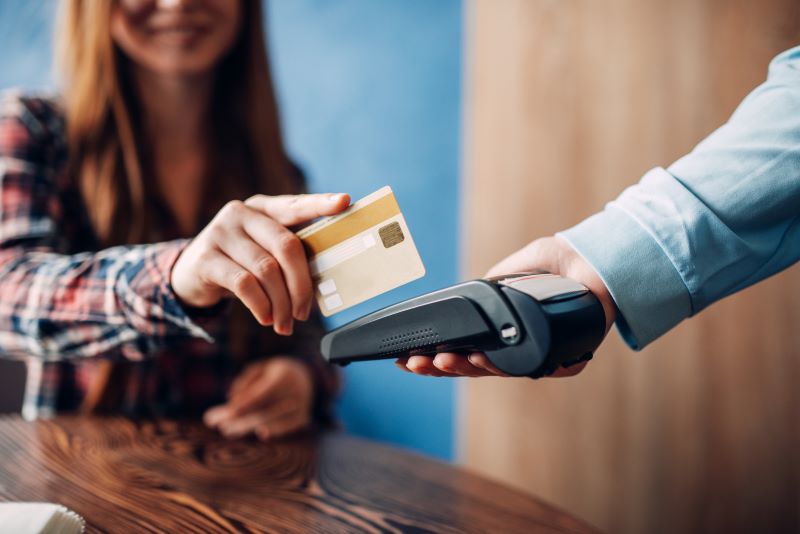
[
  {"xmin": 551, "ymin": 360, "xmax": 588, "ymax": 377},
  {"xmin": 404, "ymin": 355, "xmax": 440, "ymax": 375},
  {"xmin": 404, "ymin": 355, "xmax": 462, "ymax": 377},
  {"xmin": 397, "ymin": 355, "xmax": 497, "ymax": 377},
  {"xmin": 466, "ymin": 353, "xmax": 511, "ymax": 377},
  {"xmin": 432, "ymin": 353, "xmax": 496, "ymax": 377},
  {"xmin": 395, "ymin": 359, "xmax": 412, "ymax": 372}
]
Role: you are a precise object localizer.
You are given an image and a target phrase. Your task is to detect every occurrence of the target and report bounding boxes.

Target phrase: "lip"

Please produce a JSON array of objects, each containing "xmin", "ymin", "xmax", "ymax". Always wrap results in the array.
[
  {"xmin": 148, "ymin": 23, "xmax": 209, "ymax": 34},
  {"xmin": 146, "ymin": 23, "xmax": 210, "ymax": 45},
  {"xmin": 149, "ymin": 21, "xmax": 208, "ymax": 31},
  {"xmin": 146, "ymin": 13, "xmax": 211, "ymax": 34}
]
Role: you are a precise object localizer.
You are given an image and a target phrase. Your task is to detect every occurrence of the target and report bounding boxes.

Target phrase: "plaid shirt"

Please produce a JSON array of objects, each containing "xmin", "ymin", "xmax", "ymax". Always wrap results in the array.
[{"xmin": 0, "ymin": 91, "xmax": 336, "ymax": 421}]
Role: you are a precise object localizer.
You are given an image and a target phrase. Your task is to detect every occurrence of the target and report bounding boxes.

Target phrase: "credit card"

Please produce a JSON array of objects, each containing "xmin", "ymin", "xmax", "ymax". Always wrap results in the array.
[{"xmin": 297, "ymin": 186, "xmax": 426, "ymax": 316}]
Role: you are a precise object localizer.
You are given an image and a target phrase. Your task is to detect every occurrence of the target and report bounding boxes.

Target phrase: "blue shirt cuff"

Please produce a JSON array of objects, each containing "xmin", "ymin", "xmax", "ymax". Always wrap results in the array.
[{"xmin": 557, "ymin": 206, "xmax": 692, "ymax": 350}]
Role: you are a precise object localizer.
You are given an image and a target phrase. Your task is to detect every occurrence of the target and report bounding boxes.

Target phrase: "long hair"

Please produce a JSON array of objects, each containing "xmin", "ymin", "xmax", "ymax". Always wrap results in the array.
[
  {"xmin": 56, "ymin": 0, "xmax": 296, "ymax": 245},
  {"xmin": 55, "ymin": 0, "xmax": 297, "ymax": 412}
]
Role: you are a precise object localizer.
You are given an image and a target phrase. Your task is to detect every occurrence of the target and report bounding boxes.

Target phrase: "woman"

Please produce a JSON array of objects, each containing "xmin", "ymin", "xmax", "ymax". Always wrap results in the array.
[{"xmin": 0, "ymin": 0, "xmax": 347, "ymax": 440}]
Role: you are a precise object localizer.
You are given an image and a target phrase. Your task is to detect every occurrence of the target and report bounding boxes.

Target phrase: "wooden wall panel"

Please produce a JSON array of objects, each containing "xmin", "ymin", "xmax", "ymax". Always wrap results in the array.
[{"xmin": 459, "ymin": 1, "xmax": 800, "ymax": 533}]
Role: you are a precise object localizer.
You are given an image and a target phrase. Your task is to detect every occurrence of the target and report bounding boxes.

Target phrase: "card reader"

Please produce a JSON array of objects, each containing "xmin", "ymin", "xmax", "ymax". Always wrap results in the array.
[{"xmin": 320, "ymin": 273, "xmax": 606, "ymax": 378}]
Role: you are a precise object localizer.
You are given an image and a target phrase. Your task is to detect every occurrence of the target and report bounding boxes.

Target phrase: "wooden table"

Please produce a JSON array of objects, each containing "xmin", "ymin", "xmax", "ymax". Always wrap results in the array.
[{"xmin": 0, "ymin": 417, "xmax": 595, "ymax": 533}]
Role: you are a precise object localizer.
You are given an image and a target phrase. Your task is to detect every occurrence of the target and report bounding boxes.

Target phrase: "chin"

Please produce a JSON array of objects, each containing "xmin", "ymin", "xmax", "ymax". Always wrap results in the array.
[{"xmin": 145, "ymin": 53, "xmax": 223, "ymax": 77}]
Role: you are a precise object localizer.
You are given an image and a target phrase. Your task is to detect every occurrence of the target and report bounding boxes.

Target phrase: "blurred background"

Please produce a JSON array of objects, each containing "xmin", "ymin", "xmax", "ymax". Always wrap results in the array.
[{"xmin": 2, "ymin": 1, "xmax": 800, "ymax": 533}]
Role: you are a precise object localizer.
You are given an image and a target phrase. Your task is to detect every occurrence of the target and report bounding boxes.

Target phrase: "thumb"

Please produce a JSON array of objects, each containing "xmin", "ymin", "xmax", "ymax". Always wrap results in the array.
[
  {"xmin": 485, "ymin": 245, "xmax": 542, "ymax": 278},
  {"xmin": 245, "ymin": 193, "xmax": 350, "ymax": 226},
  {"xmin": 485, "ymin": 238, "xmax": 561, "ymax": 278}
]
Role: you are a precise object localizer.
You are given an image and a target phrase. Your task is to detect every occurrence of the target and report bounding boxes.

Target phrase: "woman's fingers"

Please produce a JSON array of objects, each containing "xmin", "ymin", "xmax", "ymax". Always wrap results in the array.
[
  {"xmin": 201, "ymin": 253, "xmax": 273, "ymax": 326},
  {"xmin": 213, "ymin": 228, "xmax": 294, "ymax": 333},
  {"xmin": 228, "ymin": 363, "xmax": 264, "ymax": 399},
  {"xmin": 217, "ymin": 403, "xmax": 299, "ymax": 437},
  {"xmin": 203, "ymin": 405, "xmax": 229, "ymax": 428},
  {"xmin": 172, "ymin": 193, "xmax": 350, "ymax": 316},
  {"xmin": 255, "ymin": 411, "xmax": 308, "ymax": 441},
  {"xmin": 172, "ymin": 194, "xmax": 345, "ymax": 319},
  {"xmin": 240, "ymin": 208, "xmax": 313, "ymax": 323},
  {"xmin": 224, "ymin": 371, "xmax": 285, "ymax": 418},
  {"xmin": 217, "ymin": 410, "xmax": 270, "ymax": 438},
  {"xmin": 245, "ymin": 193, "xmax": 350, "ymax": 227},
  {"xmin": 204, "ymin": 400, "xmax": 306, "ymax": 440}
]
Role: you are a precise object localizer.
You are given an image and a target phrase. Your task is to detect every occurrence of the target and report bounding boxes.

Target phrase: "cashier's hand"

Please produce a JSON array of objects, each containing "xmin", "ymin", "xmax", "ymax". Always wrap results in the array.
[
  {"xmin": 395, "ymin": 235, "xmax": 616, "ymax": 378},
  {"xmin": 203, "ymin": 357, "xmax": 314, "ymax": 440}
]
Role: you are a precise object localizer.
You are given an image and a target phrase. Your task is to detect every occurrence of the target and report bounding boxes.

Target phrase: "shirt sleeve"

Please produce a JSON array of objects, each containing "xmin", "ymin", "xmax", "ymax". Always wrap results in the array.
[
  {"xmin": 558, "ymin": 46, "xmax": 800, "ymax": 350},
  {"xmin": 0, "ymin": 93, "xmax": 213, "ymax": 361}
]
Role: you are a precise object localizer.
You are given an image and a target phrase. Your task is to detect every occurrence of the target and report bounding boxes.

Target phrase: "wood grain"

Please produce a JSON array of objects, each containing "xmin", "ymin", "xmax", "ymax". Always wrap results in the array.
[
  {"xmin": 0, "ymin": 416, "xmax": 596, "ymax": 533},
  {"xmin": 460, "ymin": 1, "xmax": 800, "ymax": 533}
]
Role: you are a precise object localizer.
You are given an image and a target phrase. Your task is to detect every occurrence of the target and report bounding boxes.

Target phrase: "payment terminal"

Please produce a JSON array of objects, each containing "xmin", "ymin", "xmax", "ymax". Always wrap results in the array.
[{"xmin": 320, "ymin": 273, "xmax": 606, "ymax": 378}]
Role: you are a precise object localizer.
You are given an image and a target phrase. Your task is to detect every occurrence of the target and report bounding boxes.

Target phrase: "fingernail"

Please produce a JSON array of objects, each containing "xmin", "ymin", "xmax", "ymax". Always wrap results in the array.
[
  {"xmin": 222, "ymin": 427, "xmax": 243, "ymax": 438},
  {"xmin": 328, "ymin": 193, "xmax": 346, "ymax": 203},
  {"xmin": 204, "ymin": 406, "xmax": 228, "ymax": 426},
  {"xmin": 298, "ymin": 302, "xmax": 312, "ymax": 321},
  {"xmin": 275, "ymin": 320, "xmax": 293, "ymax": 336}
]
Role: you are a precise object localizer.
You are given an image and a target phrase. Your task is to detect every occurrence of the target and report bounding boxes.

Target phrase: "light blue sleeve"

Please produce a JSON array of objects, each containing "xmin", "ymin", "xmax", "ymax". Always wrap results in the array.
[{"xmin": 558, "ymin": 46, "xmax": 800, "ymax": 350}]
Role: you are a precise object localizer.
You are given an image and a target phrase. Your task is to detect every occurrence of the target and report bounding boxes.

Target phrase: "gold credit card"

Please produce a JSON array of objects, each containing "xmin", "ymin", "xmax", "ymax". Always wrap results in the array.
[{"xmin": 297, "ymin": 186, "xmax": 426, "ymax": 316}]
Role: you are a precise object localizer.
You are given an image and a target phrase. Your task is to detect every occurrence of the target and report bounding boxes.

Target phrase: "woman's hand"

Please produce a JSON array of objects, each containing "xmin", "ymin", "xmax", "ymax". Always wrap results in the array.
[
  {"xmin": 203, "ymin": 357, "xmax": 314, "ymax": 440},
  {"xmin": 396, "ymin": 235, "xmax": 617, "ymax": 378},
  {"xmin": 171, "ymin": 193, "xmax": 350, "ymax": 336}
]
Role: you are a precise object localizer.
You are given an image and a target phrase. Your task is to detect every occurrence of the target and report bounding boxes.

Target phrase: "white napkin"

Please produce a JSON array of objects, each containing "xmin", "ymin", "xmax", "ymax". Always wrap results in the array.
[{"xmin": 0, "ymin": 503, "xmax": 84, "ymax": 534}]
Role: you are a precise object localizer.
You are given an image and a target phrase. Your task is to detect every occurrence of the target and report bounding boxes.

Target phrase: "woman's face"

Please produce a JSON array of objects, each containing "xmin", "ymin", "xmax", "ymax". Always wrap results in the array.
[{"xmin": 111, "ymin": 0, "xmax": 242, "ymax": 76}]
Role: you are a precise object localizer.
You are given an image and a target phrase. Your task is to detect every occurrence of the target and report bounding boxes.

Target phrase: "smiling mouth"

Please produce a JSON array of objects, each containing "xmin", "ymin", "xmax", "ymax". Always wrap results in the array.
[{"xmin": 148, "ymin": 25, "xmax": 209, "ymax": 45}]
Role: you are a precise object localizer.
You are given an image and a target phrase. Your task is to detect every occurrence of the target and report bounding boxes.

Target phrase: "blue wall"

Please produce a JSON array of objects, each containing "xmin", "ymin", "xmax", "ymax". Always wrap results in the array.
[
  {"xmin": 0, "ymin": 0, "xmax": 462, "ymax": 461},
  {"xmin": 0, "ymin": 2, "xmax": 56, "ymax": 90},
  {"xmin": 267, "ymin": 1, "xmax": 462, "ymax": 460}
]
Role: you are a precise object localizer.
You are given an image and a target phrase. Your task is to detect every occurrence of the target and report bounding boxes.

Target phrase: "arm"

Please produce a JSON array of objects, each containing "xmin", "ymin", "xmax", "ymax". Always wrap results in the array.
[
  {"xmin": 0, "ymin": 95, "xmax": 210, "ymax": 360},
  {"xmin": 400, "ymin": 45, "xmax": 800, "ymax": 376},
  {"xmin": 0, "ymin": 242, "xmax": 216, "ymax": 360},
  {"xmin": 1, "ymin": 94, "xmax": 352, "ymax": 362},
  {"xmin": 559, "ymin": 45, "xmax": 800, "ymax": 350}
]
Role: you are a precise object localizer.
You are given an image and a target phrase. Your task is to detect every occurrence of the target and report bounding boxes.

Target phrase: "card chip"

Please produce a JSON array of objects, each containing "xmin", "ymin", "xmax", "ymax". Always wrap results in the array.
[{"xmin": 379, "ymin": 222, "xmax": 405, "ymax": 248}]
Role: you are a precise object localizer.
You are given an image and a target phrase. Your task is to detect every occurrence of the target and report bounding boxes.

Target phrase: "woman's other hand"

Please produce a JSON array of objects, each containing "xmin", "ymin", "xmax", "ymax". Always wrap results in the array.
[
  {"xmin": 203, "ymin": 357, "xmax": 314, "ymax": 441},
  {"xmin": 396, "ymin": 235, "xmax": 616, "ymax": 378},
  {"xmin": 171, "ymin": 193, "xmax": 350, "ymax": 336}
]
